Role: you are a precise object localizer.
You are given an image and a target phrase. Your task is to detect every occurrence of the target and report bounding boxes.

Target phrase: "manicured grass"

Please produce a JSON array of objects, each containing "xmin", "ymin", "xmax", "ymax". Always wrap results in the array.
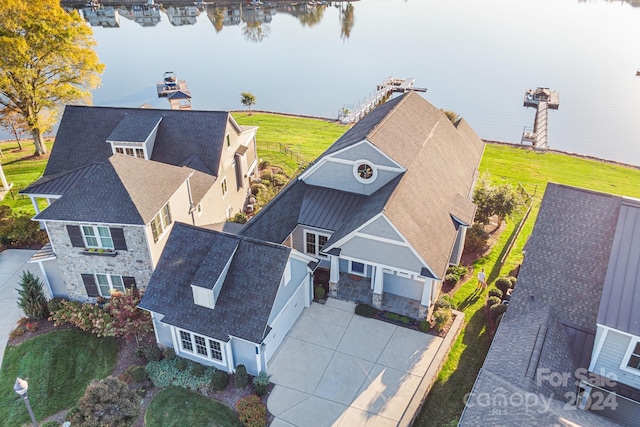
[
  {"xmin": 145, "ymin": 386, "xmax": 243, "ymax": 427},
  {"xmin": 0, "ymin": 139, "xmax": 54, "ymax": 215},
  {"xmin": 234, "ymin": 112, "xmax": 348, "ymax": 176},
  {"xmin": 0, "ymin": 329, "xmax": 118, "ymax": 426},
  {"xmin": 417, "ymin": 145, "xmax": 640, "ymax": 426}
]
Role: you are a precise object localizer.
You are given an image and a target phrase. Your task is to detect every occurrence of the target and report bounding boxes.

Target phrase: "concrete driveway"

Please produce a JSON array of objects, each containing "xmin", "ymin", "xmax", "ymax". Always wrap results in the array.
[
  {"xmin": 267, "ymin": 299, "xmax": 445, "ymax": 427},
  {"xmin": 0, "ymin": 249, "xmax": 39, "ymax": 368}
]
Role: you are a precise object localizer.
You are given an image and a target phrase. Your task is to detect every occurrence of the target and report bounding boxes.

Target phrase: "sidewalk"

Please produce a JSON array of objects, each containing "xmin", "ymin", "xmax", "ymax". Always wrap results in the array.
[{"xmin": 0, "ymin": 249, "xmax": 39, "ymax": 368}]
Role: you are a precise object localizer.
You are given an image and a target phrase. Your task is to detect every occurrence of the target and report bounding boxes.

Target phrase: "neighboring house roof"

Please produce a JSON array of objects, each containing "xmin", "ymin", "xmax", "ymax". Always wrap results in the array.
[
  {"xmin": 34, "ymin": 154, "xmax": 192, "ymax": 225},
  {"xmin": 244, "ymin": 92, "xmax": 483, "ymax": 279},
  {"xmin": 597, "ymin": 196, "xmax": 640, "ymax": 336},
  {"xmin": 139, "ymin": 223, "xmax": 291, "ymax": 343},
  {"xmin": 44, "ymin": 105, "xmax": 232, "ymax": 177},
  {"xmin": 459, "ymin": 183, "xmax": 623, "ymax": 426}
]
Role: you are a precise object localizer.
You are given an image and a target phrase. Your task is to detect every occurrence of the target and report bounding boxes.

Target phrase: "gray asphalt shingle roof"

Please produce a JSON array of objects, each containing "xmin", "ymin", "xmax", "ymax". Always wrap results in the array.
[
  {"xmin": 459, "ymin": 183, "xmax": 623, "ymax": 427},
  {"xmin": 34, "ymin": 154, "xmax": 191, "ymax": 225},
  {"xmin": 139, "ymin": 223, "xmax": 291, "ymax": 343},
  {"xmin": 243, "ymin": 93, "xmax": 483, "ymax": 280},
  {"xmin": 44, "ymin": 105, "xmax": 231, "ymax": 177}
]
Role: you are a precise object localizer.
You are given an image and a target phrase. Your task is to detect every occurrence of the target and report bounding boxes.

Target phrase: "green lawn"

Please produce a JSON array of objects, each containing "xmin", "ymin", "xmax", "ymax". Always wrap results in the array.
[
  {"xmin": 145, "ymin": 386, "xmax": 243, "ymax": 427},
  {"xmin": 416, "ymin": 145, "xmax": 640, "ymax": 426},
  {"xmin": 0, "ymin": 329, "xmax": 118, "ymax": 426},
  {"xmin": 0, "ymin": 139, "xmax": 53, "ymax": 215},
  {"xmin": 234, "ymin": 112, "xmax": 348, "ymax": 176},
  {"xmin": 2, "ymin": 117, "xmax": 640, "ymax": 426}
]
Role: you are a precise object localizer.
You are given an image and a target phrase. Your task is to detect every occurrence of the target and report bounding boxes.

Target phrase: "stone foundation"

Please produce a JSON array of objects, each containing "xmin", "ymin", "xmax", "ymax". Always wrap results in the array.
[
  {"xmin": 329, "ymin": 281, "xmax": 338, "ymax": 297},
  {"xmin": 372, "ymin": 292, "xmax": 382, "ymax": 308},
  {"xmin": 419, "ymin": 304, "xmax": 429, "ymax": 320}
]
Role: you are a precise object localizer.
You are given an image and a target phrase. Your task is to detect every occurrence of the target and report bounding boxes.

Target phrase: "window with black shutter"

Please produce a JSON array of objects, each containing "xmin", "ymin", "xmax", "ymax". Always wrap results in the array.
[
  {"xmin": 110, "ymin": 228, "xmax": 127, "ymax": 251},
  {"xmin": 67, "ymin": 225, "xmax": 85, "ymax": 248},
  {"xmin": 122, "ymin": 276, "xmax": 136, "ymax": 290},
  {"xmin": 81, "ymin": 274, "xmax": 100, "ymax": 297}
]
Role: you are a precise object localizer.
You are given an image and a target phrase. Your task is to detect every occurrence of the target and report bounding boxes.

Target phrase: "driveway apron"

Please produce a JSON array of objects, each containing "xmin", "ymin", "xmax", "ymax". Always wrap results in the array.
[
  {"xmin": 0, "ymin": 249, "xmax": 40, "ymax": 368},
  {"xmin": 267, "ymin": 299, "xmax": 443, "ymax": 427}
]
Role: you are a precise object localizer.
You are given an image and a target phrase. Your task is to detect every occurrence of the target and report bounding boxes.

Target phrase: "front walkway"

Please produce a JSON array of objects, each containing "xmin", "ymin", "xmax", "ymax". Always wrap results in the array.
[
  {"xmin": 336, "ymin": 272, "xmax": 421, "ymax": 319},
  {"xmin": 267, "ymin": 299, "xmax": 450, "ymax": 427}
]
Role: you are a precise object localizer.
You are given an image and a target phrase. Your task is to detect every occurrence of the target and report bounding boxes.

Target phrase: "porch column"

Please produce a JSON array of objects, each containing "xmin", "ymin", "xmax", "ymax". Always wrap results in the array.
[
  {"xmin": 372, "ymin": 266, "xmax": 383, "ymax": 308},
  {"xmin": 329, "ymin": 255, "xmax": 340, "ymax": 297},
  {"xmin": 0, "ymin": 162, "xmax": 9, "ymax": 189},
  {"xmin": 29, "ymin": 196, "xmax": 41, "ymax": 215},
  {"xmin": 419, "ymin": 279, "xmax": 431, "ymax": 320},
  {"xmin": 35, "ymin": 260, "xmax": 54, "ymax": 300}
]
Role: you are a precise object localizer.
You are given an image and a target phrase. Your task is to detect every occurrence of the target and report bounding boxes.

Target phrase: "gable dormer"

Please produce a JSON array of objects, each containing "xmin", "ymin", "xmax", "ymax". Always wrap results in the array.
[
  {"xmin": 107, "ymin": 114, "xmax": 162, "ymax": 160},
  {"xmin": 190, "ymin": 238, "xmax": 239, "ymax": 309},
  {"xmin": 299, "ymin": 140, "xmax": 405, "ymax": 196}
]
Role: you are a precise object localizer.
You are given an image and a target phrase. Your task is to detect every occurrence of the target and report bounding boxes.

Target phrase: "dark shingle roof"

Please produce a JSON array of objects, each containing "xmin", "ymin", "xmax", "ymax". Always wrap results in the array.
[
  {"xmin": 44, "ymin": 106, "xmax": 231, "ymax": 177},
  {"xmin": 459, "ymin": 183, "xmax": 623, "ymax": 426},
  {"xmin": 139, "ymin": 223, "xmax": 291, "ymax": 343},
  {"xmin": 597, "ymin": 197, "xmax": 640, "ymax": 336},
  {"xmin": 34, "ymin": 154, "xmax": 191, "ymax": 224},
  {"xmin": 106, "ymin": 114, "xmax": 162, "ymax": 143},
  {"xmin": 241, "ymin": 179, "xmax": 308, "ymax": 242}
]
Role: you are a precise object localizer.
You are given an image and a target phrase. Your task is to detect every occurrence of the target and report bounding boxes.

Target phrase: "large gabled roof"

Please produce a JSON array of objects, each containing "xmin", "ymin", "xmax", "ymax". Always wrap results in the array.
[
  {"xmin": 44, "ymin": 105, "xmax": 232, "ymax": 177},
  {"xmin": 246, "ymin": 93, "xmax": 483, "ymax": 279},
  {"xmin": 34, "ymin": 154, "xmax": 191, "ymax": 225},
  {"xmin": 139, "ymin": 223, "xmax": 291, "ymax": 343}
]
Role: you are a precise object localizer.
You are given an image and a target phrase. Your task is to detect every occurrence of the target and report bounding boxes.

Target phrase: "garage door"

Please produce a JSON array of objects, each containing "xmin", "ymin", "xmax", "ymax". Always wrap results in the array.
[
  {"xmin": 264, "ymin": 279, "xmax": 307, "ymax": 363},
  {"xmin": 383, "ymin": 272, "xmax": 424, "ymax": 300}
]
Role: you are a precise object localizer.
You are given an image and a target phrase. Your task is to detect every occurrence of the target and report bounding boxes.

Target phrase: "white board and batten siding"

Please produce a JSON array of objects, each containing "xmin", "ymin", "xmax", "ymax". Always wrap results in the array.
[
  {"xmin": 262, "ymin": 275, "xmax": 310, "ymax": 363},
  {"xmin": 592, "ymin": 327, "xmax": 640, "ymax": 390}
]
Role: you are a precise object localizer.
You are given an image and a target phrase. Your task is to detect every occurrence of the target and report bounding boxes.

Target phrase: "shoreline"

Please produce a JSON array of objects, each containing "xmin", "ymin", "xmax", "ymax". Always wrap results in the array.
[{"xmin": 3, "ymin": 111, "xmax": 639, "ymax": 171}]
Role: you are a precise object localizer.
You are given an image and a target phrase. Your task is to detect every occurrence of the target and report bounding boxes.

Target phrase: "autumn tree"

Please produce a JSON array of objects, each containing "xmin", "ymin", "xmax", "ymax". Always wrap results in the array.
[
  {"xmin": 104, "ymin": 289, "xmax": 153, "ymax": 347},
  {"xmin": 240, "ymin": 92, "xmax": 257, "ymax": 115},
  {"xmin": 0, "ymin": 108, "xmax": 28, "ymax": 150},
  {"xmin": 0, "ymin": 0, "xmax": 104, "ymax": 156}
]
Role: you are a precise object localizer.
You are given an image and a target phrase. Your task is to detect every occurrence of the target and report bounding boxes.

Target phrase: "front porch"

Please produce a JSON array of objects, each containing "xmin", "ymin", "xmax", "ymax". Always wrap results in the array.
[{"xmin": 335, "ymin": 272, "xmax": 422, "ymax": 319}]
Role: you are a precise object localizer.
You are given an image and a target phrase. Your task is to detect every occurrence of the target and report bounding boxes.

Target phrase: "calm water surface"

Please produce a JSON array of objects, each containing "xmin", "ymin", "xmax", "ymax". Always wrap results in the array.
[{"xmin": 85, "ymin": 0, "xmax": 640, "ymax": 166}]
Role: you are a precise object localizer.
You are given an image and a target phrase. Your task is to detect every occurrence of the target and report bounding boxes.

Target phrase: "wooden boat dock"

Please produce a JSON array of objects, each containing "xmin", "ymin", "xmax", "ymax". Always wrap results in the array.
[
  {"xmin": 338, "ymin": 77, "xmax": 426, "ymax": 124},
  {"xmin": 521, "ymin": 87, "xmax": 559, "ymax": 150}
]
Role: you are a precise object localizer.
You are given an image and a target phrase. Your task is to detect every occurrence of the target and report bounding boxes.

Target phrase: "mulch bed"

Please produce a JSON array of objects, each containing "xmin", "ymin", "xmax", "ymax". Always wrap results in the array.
[{"xmin": 7, "ymin": 319, "xmax": 272, "ymax": 427}]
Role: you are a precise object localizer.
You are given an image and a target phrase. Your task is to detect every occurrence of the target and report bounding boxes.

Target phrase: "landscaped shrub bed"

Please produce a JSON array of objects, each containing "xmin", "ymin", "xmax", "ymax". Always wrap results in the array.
[
  {"xmin": 145, "ymin": 357, "xmax": 218, "ymax": 390},
  {"xmin": 236, "ymin": 395, "xmax": 267, "ymax": 427},
  {"xmin": 354, "ymin": 303, "xmax": 455, "ymax": 336}
]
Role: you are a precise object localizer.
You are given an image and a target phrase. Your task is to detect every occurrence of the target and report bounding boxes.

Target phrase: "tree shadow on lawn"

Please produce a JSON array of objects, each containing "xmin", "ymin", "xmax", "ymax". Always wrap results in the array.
[{"xmin": 416, "ymin": 308, "xmax": 491, "ymax": 426}]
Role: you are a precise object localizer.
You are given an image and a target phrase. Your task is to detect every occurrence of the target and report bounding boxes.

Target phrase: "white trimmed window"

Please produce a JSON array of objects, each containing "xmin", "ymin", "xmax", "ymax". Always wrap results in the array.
[
  {"xmin": 349, "ymin": 261, "xmax": 366, "ymax": 276},
  {"xmin": 624, "ymin": 340, "xmax": 640, "ymax": 373},
  {"xmin": 353, "ymin": 160, "xmax": 378, "ymax": 184},
  {"xmin": 179, "ymin": 330, "xmax": 224, "ymax": 362},
  {"xmin": 196, "ymin": 203, "xmax": 202, "ymax": 217},
  {"xmin": 151, "ymin": 203, "xmax": 172, "ymax": 243},
  {"xmin": 96, "ymin": 274, "xmax": 125, "ymax": 296},
  {"xmin": 221, "ymin": 178, "xmax": 228, "ymax": 196},
  {"xmin": 115, "ymin": 146, "xmax": 145, "ymax": 159},
  {"xmin": 304, "ymin": 231, "xmax": 329, "ymax": 257},
  {"xmin": 82, "ymin": 226, "xmax": 114, "ymax": 249}
]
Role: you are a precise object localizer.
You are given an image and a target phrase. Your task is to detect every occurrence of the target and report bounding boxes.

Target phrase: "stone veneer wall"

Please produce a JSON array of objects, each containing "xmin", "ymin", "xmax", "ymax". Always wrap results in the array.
[{"xmin": 46, "ymin": 221, "xmax": 154, "ymax": 302}]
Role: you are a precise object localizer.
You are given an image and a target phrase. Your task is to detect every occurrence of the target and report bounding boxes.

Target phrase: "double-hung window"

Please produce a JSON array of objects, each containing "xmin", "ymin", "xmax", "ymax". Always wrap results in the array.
[
  {"xmin": 151, "ymin": 203, "xmax": 172, "ymax": 243},
  {"xmin": 304, "ymin": 231, "xmax": 329, "ymax": 257},
  {"xmin": 179, "ymin": 329, "xmax": 224, "ymax": 362},
  {"xmin": 82, "ymin": 226, "xmax": 114, "ymax": 249},
  {"xmin": 95, "ymin": 274, "xmax": 126, "ymax": 296},
  {"xmin": 221, "ymin": 178, "xmax": 228, "ymax": 196}
]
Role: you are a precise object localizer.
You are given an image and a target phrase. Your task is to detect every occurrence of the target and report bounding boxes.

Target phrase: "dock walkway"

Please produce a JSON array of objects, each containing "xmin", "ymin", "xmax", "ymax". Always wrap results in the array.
[
  {"xmin": 521, "ymin": 87, "xmax": 558, "ymax": 150},
  {"xmin": 338, "ymin": 77, "xmax": 426, "ymax": 124}
]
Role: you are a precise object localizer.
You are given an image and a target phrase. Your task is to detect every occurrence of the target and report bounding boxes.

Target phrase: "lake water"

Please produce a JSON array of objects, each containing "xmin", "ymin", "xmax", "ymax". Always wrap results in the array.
[{"xmin": 80, "ymin": 1, "xmax": 640, "ymax": 165}]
